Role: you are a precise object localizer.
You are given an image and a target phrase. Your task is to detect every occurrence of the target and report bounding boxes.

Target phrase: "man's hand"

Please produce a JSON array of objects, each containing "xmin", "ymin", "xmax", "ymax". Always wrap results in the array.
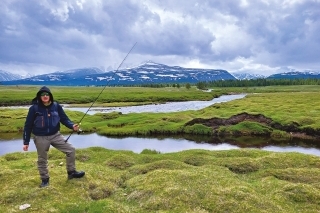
[
  {"xmin": 23, "ymin": 145, "xmax": 29, "ymax": 151},
  {"xmin": 73, "ymin": 124, "xmax": 79, "ymax": 132}
]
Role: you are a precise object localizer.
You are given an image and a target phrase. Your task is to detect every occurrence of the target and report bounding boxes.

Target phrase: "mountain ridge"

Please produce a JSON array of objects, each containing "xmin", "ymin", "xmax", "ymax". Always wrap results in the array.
[
  {"xmin": 0, "ymin": 70, "xmax": 23, "ymax": 81},
  {"xmin": 1, "ymin": 62, "xmax": 236, "ymax": 86},
  {"xmin": 1, "ymin": 62, "xmax": 320, "ymax": 85},
  {"xmin": 267, "ymin": 71, "xmax": 320, "ymax": 79}
]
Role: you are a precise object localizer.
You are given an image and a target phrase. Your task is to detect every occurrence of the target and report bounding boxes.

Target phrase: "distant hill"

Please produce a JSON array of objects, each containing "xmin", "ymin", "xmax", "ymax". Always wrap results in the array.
[
  {"xmin": 0, "ymin": 70, "xmax": 22, "ymax": 81},
  {"xmin": 23, "ymin": 67, "xmax": 105, "ymax": 82},
  {"xmin": 1, "ymin": 62, "xmax": 236, "ymax": 86},
  {"xmin": 267, "ymin": 71, "xmax": 320, "ymax": 79}
]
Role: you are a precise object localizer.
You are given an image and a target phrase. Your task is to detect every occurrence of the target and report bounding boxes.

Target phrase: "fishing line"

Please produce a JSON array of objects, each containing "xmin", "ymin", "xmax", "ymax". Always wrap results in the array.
[{"xmin": 65, "ymin": 42, "xmax": 137, "ymax": 142}]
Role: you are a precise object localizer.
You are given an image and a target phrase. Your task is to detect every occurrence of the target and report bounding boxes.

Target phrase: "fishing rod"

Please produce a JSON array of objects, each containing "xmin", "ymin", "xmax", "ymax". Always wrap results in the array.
[{"xmin": 65, "ymin": 42, "xmax": 137, "ymax": 142}]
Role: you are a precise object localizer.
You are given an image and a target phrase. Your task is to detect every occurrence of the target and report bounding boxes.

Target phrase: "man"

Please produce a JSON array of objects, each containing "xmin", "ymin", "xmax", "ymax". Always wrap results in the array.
[{"xmin": 23, "ymin": 86, "xmax": 85, "ymax": 188}]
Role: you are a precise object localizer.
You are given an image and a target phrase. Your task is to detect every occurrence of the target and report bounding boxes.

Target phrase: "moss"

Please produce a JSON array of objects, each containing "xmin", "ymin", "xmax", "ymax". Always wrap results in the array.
[
  {"xmin": 220, "ymin": 121, "xmax": 273, "ymax": 136},
  {"xmin": 183, "ymin": 124, "xmax": 213, "ymax": 135},
  {"xmin": 1, "ymin": 148, "xmax": 320, "ymax": 212},
  {"xmin": 105, "ymin": 154, "xmax": 136, "ymax": 170}
]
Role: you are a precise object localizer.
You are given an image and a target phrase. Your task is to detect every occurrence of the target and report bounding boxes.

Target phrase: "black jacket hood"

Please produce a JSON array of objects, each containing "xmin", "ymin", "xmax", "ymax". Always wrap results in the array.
[{"xmin": 31, "ymin": 86, "xmax": 54, "ymax": 105}]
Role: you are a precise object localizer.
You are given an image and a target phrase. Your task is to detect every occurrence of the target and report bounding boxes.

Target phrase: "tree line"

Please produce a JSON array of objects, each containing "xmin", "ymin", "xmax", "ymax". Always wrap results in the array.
[
  {"xmin": 196, "ymin": 78, "xmax": 320, "ymax": 89},
  {"xmin": 124, "ymin": 78, "xmax": 320, "ymax": 89},
  {"xmin": 3, "ymin": 78, "xmax": 319, "ymax": 89}
]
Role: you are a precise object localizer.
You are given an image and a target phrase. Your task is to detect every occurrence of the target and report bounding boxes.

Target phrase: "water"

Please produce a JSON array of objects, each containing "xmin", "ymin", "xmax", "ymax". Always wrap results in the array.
[
  {"xmin": 64, "ymin": 94, "xmax": 246, "ymax": 115},
  {"xmin": 1, "ymin": 133, "xmax": 320, "ymax": 157}
]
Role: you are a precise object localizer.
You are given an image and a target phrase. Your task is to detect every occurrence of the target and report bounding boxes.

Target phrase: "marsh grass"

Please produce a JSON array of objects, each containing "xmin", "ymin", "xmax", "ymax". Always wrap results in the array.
[
  {"xmin": 218, "ymin": 121, "xmax": 273, "ymax": 136},
  {"xmin": 0, "ymin": 86, "xmax": 219, "ymax": 106},
  {"xmin": 214, "ymin": 92, "xmax": 320, "ymax": 126},
  {"xmin": 80, "ymin": 91, "xmax": 320, "ymax": 138},
  {"xmin": 1, "ymin": 148, "xmax": 320, "ymax": 212}
]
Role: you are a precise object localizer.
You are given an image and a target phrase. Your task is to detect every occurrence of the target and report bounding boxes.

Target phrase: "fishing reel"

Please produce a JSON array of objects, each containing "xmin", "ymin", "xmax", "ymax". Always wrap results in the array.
[
  {"xmin": 76, "ymin": 123, "xmax": 83, "ymax": 135},
  {"xmin": 77, "ymin": 128, "xmax": 83, "ymax": 135}
]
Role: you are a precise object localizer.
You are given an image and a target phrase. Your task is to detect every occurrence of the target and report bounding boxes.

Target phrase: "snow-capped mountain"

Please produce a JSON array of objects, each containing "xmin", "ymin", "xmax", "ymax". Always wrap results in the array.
[
  {"xmin": 2, "ymin": 62, "xmax": 319, "ymax": 86},
  {"xmin": 55, "ymin": 67, "xmax": 104, "ymax": 76},
  {"xmin": 26, "ymin": 67, "xmax": 104, "ymax": 82},
  {"xmin": 232, "ymin": 73, "xmax": 266, "ymax": 80},
  {"xmin": 2, "ymin": 62, "xmax": 236, "ymax": 86},
  {"xmin": 21, "ymin": 73, "xmax": 35, "ymax": 79},
  {"xmin": 0, "ymin": 70, "xmax": 22, "ymax": 81},
  {"xmin": 267, "ymin": 71, "xmax": 320, "ymax": 79}
]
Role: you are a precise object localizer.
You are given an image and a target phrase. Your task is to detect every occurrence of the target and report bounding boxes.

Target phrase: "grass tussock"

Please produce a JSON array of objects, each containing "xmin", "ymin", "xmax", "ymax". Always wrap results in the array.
[{"xmin": 1, "ymin": 148, "xmax": 320, "ymax": 212}]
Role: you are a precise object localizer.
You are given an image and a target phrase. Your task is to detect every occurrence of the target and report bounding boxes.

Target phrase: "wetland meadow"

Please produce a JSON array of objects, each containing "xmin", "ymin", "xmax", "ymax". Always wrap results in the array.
[{"xmin": 1, "ymin": 85, "xmax": 320, "ymax": 212}]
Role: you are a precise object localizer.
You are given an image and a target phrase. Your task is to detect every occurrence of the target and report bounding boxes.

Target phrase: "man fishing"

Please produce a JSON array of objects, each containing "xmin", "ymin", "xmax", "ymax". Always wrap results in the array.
[{"xmin": 23, "ymin": 86, "xmax": 85, "ymax": 188}]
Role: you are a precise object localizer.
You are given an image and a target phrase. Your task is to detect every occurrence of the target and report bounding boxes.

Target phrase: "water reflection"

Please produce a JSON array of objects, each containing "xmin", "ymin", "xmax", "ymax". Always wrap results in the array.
[{"xmin": 1, "ymin": 133, "xmax": 320, "ymax": 157}]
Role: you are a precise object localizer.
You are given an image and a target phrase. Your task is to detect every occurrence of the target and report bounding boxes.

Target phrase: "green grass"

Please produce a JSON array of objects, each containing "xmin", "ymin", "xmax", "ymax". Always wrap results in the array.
[
  {"xmin": 0, "ymin": 85, "xmax": 222, "ymax": 106},
  {"xmin": 79, "ymin": 90, "xmax": 320, "ymax": 138},
  {"xmin": 201, "ymin": 92, "xmax": 320, "ymax": 127},
  {"xmin": 218, "ymin": 121, "xmax": 273, "ymax": 136},
  {"xmin": 1, "ymin": 148, "xmax": 320, "ymax": 212}
]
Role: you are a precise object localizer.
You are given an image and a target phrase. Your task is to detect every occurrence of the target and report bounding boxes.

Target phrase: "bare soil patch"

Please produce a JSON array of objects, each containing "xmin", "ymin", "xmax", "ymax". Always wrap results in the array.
[{"xmin": 185, "ymin": 112, "xmax": 320, "ymax": 140}]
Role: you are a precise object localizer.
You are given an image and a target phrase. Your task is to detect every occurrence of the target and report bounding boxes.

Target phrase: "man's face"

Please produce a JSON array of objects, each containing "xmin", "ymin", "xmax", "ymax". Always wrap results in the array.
[{"xmin": 40, "ymin": 92, "xmax": 50, "ymax": 104}]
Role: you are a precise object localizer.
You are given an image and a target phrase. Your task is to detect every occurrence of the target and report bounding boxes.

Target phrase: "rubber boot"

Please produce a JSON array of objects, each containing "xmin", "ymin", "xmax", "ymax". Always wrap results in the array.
[
  {"xmin": 67, "ymin": 170, "xmax": 85, "ymax": 179},
  {"xmin": 40, "ymin": 177, "xmax": 49, "ymax": 188}
]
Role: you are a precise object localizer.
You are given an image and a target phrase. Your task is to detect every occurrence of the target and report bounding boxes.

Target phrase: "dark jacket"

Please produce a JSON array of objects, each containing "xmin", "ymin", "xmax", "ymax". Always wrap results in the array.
[{"xmin": 23, "ymin": 86, "xmax": 74, "ymax": 145}]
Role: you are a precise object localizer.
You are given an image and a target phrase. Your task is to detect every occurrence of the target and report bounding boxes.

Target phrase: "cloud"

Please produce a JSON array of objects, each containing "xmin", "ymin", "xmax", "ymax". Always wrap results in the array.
[{"xmin": 0, "ymin": 0, "xmax": 319, "ymax": 76}]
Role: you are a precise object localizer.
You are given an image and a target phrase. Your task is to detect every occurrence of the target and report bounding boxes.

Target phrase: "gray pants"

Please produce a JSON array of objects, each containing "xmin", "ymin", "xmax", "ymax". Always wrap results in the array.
[{"xmin": 34, "ymin": 131, "xmax": 76, "ymax": 179}]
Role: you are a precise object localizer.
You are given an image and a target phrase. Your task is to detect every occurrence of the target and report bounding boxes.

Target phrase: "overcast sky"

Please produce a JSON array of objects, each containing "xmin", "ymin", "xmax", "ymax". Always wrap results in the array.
[{"xmin": 1, "ymin": 0, "xmax": 319, "ymax": 76}]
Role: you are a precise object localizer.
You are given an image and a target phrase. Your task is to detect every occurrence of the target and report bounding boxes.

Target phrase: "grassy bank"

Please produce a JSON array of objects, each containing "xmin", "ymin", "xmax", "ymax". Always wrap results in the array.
[
  {"xmin": 0, "ymin": 85, "xmax": 222, "ymax": 106},
  {"xmin": 1, "ymin": 148, "xmax": 320, "ymax": 212}
]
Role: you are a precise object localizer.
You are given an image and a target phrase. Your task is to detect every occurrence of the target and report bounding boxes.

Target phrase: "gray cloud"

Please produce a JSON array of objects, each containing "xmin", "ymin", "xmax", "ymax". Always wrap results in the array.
[{"xmin": 0, "ymin": 0, "xmax": 319, "ymax": 76}]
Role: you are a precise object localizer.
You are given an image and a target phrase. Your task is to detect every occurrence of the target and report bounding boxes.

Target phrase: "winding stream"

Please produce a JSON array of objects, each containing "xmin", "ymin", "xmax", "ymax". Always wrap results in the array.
[{"xmin": 65, "ymin": 94, "xmax": 246, "ymax": 114}]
